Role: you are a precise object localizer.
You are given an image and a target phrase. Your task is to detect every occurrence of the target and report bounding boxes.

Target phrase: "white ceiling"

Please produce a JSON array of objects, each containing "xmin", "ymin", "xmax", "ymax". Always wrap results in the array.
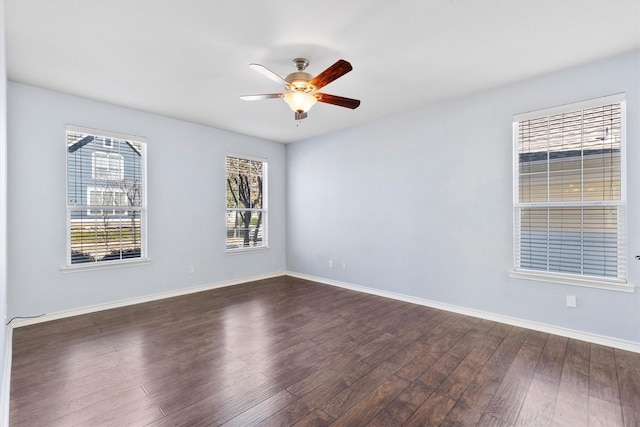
[{"xmin": 5, "ymin": 0, "xmax": 640, "ymax": 143}]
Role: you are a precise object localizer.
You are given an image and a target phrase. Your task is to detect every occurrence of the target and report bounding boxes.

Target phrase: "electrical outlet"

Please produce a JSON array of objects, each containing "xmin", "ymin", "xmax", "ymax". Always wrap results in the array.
[
  {"xmin": 328, "ymin": 260, "xmax": 333, "ymax": 268},
  {"xmin": 566, "ymin": 295, "xmax": 577, "ymax": 308},
  {"xmin": 188, "ymin": 265, "xmax": 195, "ymax": 274},
  {"xmin": 342, "ymin": 261, "xmax": 347, "ymax": 269}
]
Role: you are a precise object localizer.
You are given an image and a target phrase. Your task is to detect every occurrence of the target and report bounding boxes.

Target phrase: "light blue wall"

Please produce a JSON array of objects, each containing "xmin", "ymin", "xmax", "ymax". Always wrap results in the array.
[
  {"xmin": 286, "ymin": 50, "xmax": 640, "ymax": 343},
  {"xmin": 7, "ymin": 82, "xmax": 286, "ymax": 317}
]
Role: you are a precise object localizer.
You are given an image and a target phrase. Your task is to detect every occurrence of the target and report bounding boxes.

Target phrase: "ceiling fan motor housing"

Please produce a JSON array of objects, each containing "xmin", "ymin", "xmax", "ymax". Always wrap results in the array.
[{"xmin": 285, "ymin": 72, "xmax": 315, "ymax": 92}]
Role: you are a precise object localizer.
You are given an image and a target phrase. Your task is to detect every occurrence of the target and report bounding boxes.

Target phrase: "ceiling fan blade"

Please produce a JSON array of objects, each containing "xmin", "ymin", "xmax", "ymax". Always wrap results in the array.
[
  {"xmin": 315, "ymin": 93, "xmax": 360, "ymax": 109},
  {"xmin": 240, "ymin": 93, "xmax": 284, "ymax": 101},
  {"xmin": 249, "ymin": 63, "xmax": 289, "ymax": 86},
  {"xmin": 309, "ymin": 59, "xmax": 353, "ymax": 90}
]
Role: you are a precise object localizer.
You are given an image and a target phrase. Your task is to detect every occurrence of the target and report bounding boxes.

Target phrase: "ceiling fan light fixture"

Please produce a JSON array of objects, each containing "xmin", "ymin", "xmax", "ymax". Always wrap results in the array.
[{"xmin": 283, "ymin": 91, "xmax": 317, "ymax": 113}]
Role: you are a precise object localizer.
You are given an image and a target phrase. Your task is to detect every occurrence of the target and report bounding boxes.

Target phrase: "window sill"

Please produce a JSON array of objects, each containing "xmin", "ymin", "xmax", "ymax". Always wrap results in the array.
[
  {"xmin": 225, "ymin": 246, "xmax": 269, "ymax": 255},
  {"xmin": 509, "ymin": 269, "xmax": 634, "ymax": 293},
  {"xmin": 61, "ymin": 258, "xmax": 151, "ymax": 273}
]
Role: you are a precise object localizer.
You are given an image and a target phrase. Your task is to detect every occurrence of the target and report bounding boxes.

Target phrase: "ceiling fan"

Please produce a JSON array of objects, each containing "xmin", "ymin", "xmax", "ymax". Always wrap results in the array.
[{"xmin": 240, "ymin": 58, "xmax": 360, "ymax": 120}]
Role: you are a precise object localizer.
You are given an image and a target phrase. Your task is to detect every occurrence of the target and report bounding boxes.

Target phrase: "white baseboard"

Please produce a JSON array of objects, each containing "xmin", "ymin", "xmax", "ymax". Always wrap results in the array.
[
  {"xmin": 286, "ymin": 271, "xmax": 640, "ymax": 354},
  {"xmin": 9, "ymin": 271, "xmax": 286, "ymax": 328}
]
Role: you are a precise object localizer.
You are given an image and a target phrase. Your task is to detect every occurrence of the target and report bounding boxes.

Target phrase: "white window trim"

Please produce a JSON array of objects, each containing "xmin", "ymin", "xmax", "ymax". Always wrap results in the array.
[
  {"xmin": 509, "ymin": 270, "xmax": 633, "ymax": 292},
  {"xmin": 225, "ymin": 153, "xmax": 268, "ymax": 252},
  {"xmin": 61, "ymin": 257, "xmax": 151, "ymax": 273},
  {"xmin": 511, "ymin": 94, "xmax": 631, "ymax": 292}
]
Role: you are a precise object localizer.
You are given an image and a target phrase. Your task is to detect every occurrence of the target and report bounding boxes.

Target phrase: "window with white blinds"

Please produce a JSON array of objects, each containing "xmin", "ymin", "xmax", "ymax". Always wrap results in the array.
[
  {"xmin": 226, "ymin": 155, "xmax": 267, "ymax": 251},
  {"xmin": 66, "ymin": 126, "xmax": 147, "ymax": 266},
  {"xmin": 513, "ymin": 94, "xmax": 627, "ymax": 288}
]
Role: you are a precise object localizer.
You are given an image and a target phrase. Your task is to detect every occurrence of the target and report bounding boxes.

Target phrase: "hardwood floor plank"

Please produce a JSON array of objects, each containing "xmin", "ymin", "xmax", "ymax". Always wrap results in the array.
[
  {"xmin": 9, "ymin": 383, "xmax": 147, "ymax": 427},
  {"xmin": 10, "ymin": 360, "xmax": 140, "ymax": 413},
  {"xmin": 291, "ymin": 409, "xmax": 335, "ymax": 427},
  {"xmin": 320, "ymin": 360, "xmax": 401, "ymax": 418},
  {"xmin": 376, "ymin": 303, "xmax": 437, "ymax": 337},
  {"xmin": 376, "ymin": 340, "xmax": 435, "ymax": 390},
  {"xmin": 345, "ymin": 332, "xmax": 398, "ymax": 362},
  {"xmin": 259, "ymin": 360, "xmax": 374, "ymax": 426},
  {"xmin": 139, "ymin": 351, "xmax": 249, "ymax": 397},
  {"xmin": 440, "ymin": 326, "xmax": 528, "ymax": 425},
  {"xmin": 307, "ymin": 318, "xmax": 377, "ymax": 346},
  {"xmin": 478, "ymin": 331, "xmax": 547, "ymax": 425},
  {"xmin": 588, "ymin": 395, "xmax": 624, "ymax": 426},
  {"xmin": 614, "ymin": 348, "xmax": 640, "ymax": 426},
  {"xmin": 436, "ymin": 332, "xmax": 504, "ymax": 401},
  {"xmin": 284, "ymin": 350, "xmax": 375, "ymax": 398},
  {"xmin": 515, "ymin": 334, "xmax": 567, "ymax": 426},
  {"xmin": 46, "ymin": 390, "xmax": 163, "ymax": 427},
  {"xmin": 366, "ymin": 379, "xmax": 433, "ymax": 426},
  {"xmin": 402, "ymin": 391, "xmax": 457, "ymax": 426},
  {"xmin": 220, "ymin": 389, "xmax": 298, "ymax": 426},
  {"xmin": 149, "ymin": 364, "xmax": 271, "ymax": 417},
  {"xmin": 590, "ymin": 343, "xmax": 622, "ymax": 404},
  {"xmin": 150, "ymin": 367, "xmax": 308, "ymax": 426},
  {"xmin": 418, "ymin": 319, "xmax": 502, "ymax": 403},
  {"xmin": 550, "ymin": 338, "xmax": 590, "ymax": 427},
  {"xmin": 488, "ymin": 321, "xmax": 514, "ymax": 338},
  {"xmin": 259, "ymin": 327, "xmax": 389, "ymax": 382},
  {"xmin": 329, "ymin": 374, "xmax": 410, "ymax": 426},
  {"xmin": 394, "ymin": 317, "xmax": 474, "ymax": 383}
]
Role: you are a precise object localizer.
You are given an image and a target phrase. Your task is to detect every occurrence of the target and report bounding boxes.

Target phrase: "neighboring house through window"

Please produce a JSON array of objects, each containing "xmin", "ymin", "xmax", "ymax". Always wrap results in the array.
[
  {"xmin": 92, "ymin": 150, "xmax": 124, "ymax": 180},
  {"xmin": 226, "ymin": 154, "xmax": 267, "ymax": 250},
  {"xmin": 512, "ymin": 94, "xmax": 627, "ymax": 290},
  {"xmin": 66, "ymin": 126, "xmax": 147, "ymax": 266}
]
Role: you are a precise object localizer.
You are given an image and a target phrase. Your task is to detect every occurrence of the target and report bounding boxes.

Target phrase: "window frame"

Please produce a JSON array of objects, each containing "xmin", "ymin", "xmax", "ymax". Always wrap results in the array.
[
  {"xmin": 65, "ymin": 125, "xmax": 148, "ymax": 270},
  {"xmin": 225, "ymin": 153, "xmax": 268, "ymax": 252},
  {"xmin": 510, "ymin": 94, "xmax": 632, "ymax": 292}
]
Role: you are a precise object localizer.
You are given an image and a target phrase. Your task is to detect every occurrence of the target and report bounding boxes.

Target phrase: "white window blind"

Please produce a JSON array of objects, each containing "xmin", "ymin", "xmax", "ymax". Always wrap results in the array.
[
  {"xmin": 66, "ymin": 127, "xmax": 147, "ymax": 265},
  {"xmin": 226, "ymin": 155, "xmax": 267, "ymax": 250},
  {"xmin": 513, "ymin": 94, "xmax": 626, "ymax": 285}
]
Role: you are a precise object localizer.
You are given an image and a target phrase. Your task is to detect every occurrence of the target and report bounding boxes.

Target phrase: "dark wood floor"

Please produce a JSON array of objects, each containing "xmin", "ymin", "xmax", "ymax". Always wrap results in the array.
[{"xmin": 9, "ymin": 276, "xmax": 640, "ymax": 426}]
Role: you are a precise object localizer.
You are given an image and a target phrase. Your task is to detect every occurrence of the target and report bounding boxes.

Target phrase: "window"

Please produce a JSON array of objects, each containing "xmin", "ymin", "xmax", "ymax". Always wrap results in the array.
[
  {"xmin": 66, "ymin": 126, "xmax": 147, "ymax": 266},
  {"xmin": 513, "ymin": 94, "xmax": 626, "ymax": 289},
  {"xmin": 226, "ymin": 155, "xmax": 267, "ymax": 250}
]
